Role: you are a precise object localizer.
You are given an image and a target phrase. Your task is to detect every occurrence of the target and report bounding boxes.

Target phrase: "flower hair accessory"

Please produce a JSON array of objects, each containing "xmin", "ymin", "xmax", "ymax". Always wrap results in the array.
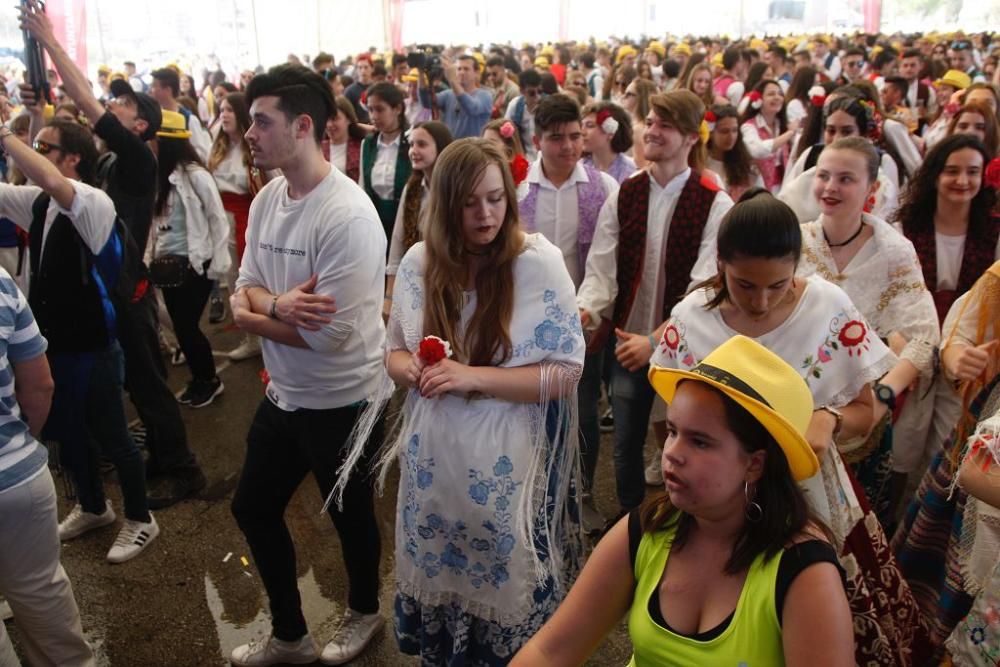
[
  {"xmin": 703, "ymin": 109, "xmax": 717, "ymax": 132},
  {"xmin": 748, "ymin": 90, "xmax": 763, "ymax": 110},
  {"xmin": 499, "ymin": 120, "xmax": 516, "ymax": 139},
  {"xmin": 808, "ymin": 85, "xmax": 827, "ymax": 108},
  {"xmin": 857, "ymin": 99, "xmax": 883, "ymax": 142},
  {"xmin": 596, "ymin": 109, "xmax": 619, "ymax": 135},
  {"xmin": 698, "ymin": 120, "xmax": 710, "ymax": 144},
  {"xmin": 419, "ymin": 335, "xmax": 452, "ymax": 365},
  {"xmin": 510, "ymin": 153, "xmax": 529, "ymax": 185},
  {"xmin": 985, "ymin": 158, "xmax": 1000, "ymax": 191}
]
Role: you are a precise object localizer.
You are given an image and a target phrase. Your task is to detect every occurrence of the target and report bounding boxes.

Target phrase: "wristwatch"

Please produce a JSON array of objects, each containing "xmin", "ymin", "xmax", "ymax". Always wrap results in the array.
[
  {"xmin": 873, "ymin": 382, "xmax": 896, "ymax": 411},
  {"xmin": 816, "ymin": 405, "xmax": 844, "ymax": 439}
]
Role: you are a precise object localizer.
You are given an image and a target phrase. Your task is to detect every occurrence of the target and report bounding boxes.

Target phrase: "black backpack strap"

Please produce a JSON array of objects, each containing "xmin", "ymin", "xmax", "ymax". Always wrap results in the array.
[
  {"xmin": 95, "ymin": 152, "xmax": 118, "ymax": 192},
  {"xmin": 27, "ymin": 193, "xmax": 49, "ymax": 282}
]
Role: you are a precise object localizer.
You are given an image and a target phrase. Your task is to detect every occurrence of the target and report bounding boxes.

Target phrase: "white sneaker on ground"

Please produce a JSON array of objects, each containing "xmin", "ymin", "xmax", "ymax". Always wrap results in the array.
[
  {"xmin": 106, "ymin": 514, "xmax": 159, "ymax": 564},
  {"xmin": 230, "ymin": 634, "xmax": 318, "ymax": 666},
  {"xmin": 58, "ymin": 501, "xmax": 116, "ymax": 541},
  {"xmin": 228, "ymin": 335, "xmax": 262, "ymax": 362},
  {"xmin": 644, "ymin": 452, "xmax": 663, "ymax": 486},
  {"xmin": 320, "ymin": 609, "xmax": 385, "ymax": 665}
]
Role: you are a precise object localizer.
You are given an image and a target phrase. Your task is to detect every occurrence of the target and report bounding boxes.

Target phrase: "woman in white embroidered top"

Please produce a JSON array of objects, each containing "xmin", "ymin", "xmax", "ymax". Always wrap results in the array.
[
  {"xmin": 362, "ymin": 138, "xmax": 585, "ymax": 664},
  {"xmin": 739, "ymin": 79, "xmax": 800, "ymax": 194},
  {"xmin": 384, "ymin": 121, "xmax": 453, "ymax": 321},
  {"xmin": 151, "ymin": 111, "xmax": 231, "ymax": 408},
  {"xmin": 797, "ymin": 136, "xmax": 940, "ymax": 524},
  {"xmin": 643, "ymin": 191, "xmax": 929, "ymax": 664}
]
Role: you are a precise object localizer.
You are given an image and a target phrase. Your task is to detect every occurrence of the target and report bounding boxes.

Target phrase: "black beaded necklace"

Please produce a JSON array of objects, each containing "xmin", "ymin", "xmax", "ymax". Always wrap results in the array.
[{"xmin": 823, "ymin": 221, "xmax": 865, "ymax": 248}]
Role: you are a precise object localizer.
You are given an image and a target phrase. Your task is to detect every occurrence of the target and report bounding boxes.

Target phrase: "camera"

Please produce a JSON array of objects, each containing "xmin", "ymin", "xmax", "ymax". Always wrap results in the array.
[{"xmin": 407, "ymin": 46, "xmax": 444, "ymax": 81}]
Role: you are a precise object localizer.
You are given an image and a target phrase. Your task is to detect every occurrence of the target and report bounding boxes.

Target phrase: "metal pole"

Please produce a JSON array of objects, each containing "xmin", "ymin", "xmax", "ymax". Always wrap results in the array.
[{"xmin": 249, "ymin": 0, "xmax": 261, "ymax": 67}]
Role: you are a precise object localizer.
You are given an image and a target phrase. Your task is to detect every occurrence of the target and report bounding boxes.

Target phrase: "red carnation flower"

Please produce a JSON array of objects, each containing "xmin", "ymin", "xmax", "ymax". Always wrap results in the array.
[
  {"xmin": 510, "ymin": 154, "xmax": 530, "ymax": 186},
  {"xmin": 419, "ymin": 336, "xmax": 452, "ymax": 364},
  {"xmin": 704, "ymin": 110, "xmax": 717, "ymax": 124},
  {"xmin": 985, "ymin": 158, "xmax": 1000, "ymax": 191}
]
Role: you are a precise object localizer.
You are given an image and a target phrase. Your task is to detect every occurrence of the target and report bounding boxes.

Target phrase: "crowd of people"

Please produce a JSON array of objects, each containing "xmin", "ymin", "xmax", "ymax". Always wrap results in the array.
[{"xmin": 2, "ymin": 1, "xmax": 1000, "ymax": 664}]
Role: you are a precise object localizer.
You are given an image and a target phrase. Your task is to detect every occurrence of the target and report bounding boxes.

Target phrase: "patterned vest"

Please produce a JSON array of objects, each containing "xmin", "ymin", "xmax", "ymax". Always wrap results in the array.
[
  {"xmin": 742, "ymin": 118, "xmax": 788, "ymax": 193},
  {"xmin": 519, "ymin": 161, "xmax": 609, "ymax": 270},
  {"xmin": 905, "ymin": 215, "xmax": 1000, "ymax": 324},
  {"xmin": 345, "ymin": 137, "xmax": 362, "ymax": 182},
  {"xmin": 612, "ymin": 170, "xmax": 719, "ymax": 329}
]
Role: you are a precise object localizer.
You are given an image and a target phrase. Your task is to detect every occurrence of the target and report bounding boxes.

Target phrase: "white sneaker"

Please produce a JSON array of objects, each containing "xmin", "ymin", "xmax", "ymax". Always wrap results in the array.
[
  {"xmin": 644, "ymin": 452, "xmax": 663, "ymax": 486},
  {"xmin": 106, "ymin": 514, "xmax": 159, "ymax": 564},
  {"xmin": 228, "ymin": 335, "xmax": 262, "ymax": 361},
  {"xmin": 320, "ymin": 609, "xmax": 385, "ymax": 665},
  {"xmin": 58, "ymin": 501, "xmax": 116, "ymax": 541},
  {"xmin": 230, "ymin": 634, "xmax": 318, "ymax": 666}
]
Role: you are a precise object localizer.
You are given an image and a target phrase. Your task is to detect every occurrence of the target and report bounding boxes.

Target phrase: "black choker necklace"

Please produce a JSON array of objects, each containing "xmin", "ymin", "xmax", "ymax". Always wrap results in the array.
[
  {"xmin": 823, "ymin": 222, "xmax": 865, "ymax": 248},
  {"xmin": 465, "ymin": 247, "xmax": 489, "ymax": 256}
]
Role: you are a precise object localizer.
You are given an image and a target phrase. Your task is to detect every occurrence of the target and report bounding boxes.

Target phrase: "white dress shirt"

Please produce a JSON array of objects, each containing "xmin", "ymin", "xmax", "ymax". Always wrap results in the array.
[
  {"xmin": 359, "ymin": 133, "xmax": 401, "ymax": 200},
  {"xmin": 577, "ymin": 168, "xmax": 734, "ymax": 333},
  {"xmin": 521, "ymin": 160, "xmax": 619, "ymax": 287}
]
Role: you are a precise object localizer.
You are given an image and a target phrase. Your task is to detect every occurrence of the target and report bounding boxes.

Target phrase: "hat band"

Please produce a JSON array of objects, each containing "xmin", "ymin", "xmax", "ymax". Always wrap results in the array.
[{"xmin": 689, "ymin": 363, "xmax": 771, "ymax": 407}]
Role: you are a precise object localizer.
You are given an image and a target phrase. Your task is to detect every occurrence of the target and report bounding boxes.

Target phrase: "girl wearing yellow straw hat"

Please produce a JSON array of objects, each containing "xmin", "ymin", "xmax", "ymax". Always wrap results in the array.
[{"xmin": 513, "ymin": 335, "xmax": 853, "ymax": 666}]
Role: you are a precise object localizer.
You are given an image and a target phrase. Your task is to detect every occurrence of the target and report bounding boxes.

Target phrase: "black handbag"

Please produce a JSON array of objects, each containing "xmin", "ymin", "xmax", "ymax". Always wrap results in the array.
[{"xmin": 148, "ymin": 254, "xmax": 189, "ymax": 288}]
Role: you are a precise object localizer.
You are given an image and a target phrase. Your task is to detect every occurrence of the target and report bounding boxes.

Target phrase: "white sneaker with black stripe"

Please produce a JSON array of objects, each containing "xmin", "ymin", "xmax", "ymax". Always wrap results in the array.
[{"xmin": 106, "ymin": 514, "xmax": 159, "ymax": 564}]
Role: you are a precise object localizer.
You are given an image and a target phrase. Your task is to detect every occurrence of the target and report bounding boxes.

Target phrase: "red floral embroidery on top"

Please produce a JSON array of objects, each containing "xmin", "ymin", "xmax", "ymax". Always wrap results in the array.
[
  {"xmin": 662, "ymin": 324, "xmax": 680, "ymax": 350},
  {"xmin": 838, "ymin": 320, "xmax": 869, "ymax": 355}
]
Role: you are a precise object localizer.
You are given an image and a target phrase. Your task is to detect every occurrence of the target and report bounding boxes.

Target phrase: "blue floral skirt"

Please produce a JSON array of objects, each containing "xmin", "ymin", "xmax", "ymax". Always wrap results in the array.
[{"xmin": 394, "ymin": 576, "xmax": 561, "ymax": 667}]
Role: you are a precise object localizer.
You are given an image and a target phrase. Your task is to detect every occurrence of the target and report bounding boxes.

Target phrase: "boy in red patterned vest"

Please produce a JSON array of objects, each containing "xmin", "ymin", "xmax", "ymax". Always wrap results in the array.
[{"xmin": 577, "ymin": 90, "xmax": 733, "ymax": 516}]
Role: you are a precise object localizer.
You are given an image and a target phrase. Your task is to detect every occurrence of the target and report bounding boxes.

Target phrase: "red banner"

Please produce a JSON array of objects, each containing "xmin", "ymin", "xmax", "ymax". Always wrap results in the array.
[
  {"xmin": 44, "ymin": 0, "xmax": 88, "ymax": 73},
  {"xmin": 863, "ymin": 0, "xmax": 882, "ymax": 34},
  {"xmin": 386, "ymin": 0, "xmax": 404, "ymax": 51}
]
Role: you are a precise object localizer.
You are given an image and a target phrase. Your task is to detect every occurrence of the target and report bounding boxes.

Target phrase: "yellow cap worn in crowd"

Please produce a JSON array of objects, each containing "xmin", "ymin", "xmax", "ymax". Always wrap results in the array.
[{"xmin": 156, "ymin": 110, "xmax": 192, "ymax": 140}]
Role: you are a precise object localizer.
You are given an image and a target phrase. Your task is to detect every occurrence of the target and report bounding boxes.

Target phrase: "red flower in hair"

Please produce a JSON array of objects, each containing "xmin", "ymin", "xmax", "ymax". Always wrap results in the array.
[
  {"xmin": 985, "ymin": 158, "xmax": 1000, "ymax": 191},
  {"xmin": 510, "ymin": 153, "xmax": 530, "ymax": 185},
  {"xmin": 747, "ymin": 90, "xmax": 763, "ymax": 110},
  {"xmin": 704, "ymin": 110, "xmax": 717, "ymax": 124}
]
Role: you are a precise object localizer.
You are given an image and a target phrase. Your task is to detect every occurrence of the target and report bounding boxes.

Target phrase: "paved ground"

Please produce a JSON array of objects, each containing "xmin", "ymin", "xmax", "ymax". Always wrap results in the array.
[{"xmin": 5, "ymin": 311, "xmax": 657, "ymax": 666}]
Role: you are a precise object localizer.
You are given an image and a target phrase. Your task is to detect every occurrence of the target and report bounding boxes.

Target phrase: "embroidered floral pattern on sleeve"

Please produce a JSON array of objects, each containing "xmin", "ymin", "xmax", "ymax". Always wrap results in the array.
[{"xmin": 800, "ymin": 311, "xmax": 875, "ymax": 382}]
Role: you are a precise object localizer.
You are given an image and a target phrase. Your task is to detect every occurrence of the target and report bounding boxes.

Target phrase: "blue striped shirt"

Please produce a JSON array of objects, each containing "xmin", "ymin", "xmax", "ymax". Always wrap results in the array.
[{"xmin": 0, "ymin": 268, "xmax": 49, "ymax": 492}]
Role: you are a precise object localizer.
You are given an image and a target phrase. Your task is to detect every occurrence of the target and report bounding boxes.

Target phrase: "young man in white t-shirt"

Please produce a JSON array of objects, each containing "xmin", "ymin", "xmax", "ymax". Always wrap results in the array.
[{"xmin": 228, "ymin": 64, "xmax": 386, "ymax": 667}]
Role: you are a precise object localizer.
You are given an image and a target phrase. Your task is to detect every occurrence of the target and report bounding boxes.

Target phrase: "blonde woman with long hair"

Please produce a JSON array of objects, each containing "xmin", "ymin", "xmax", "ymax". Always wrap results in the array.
[{"xmin": 337, "ymin": 138, "xmax": 585, "ymax": 663}]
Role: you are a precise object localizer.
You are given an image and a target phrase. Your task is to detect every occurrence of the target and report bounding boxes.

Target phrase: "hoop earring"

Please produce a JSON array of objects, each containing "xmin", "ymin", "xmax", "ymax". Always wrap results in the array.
[{"xmin": 744, "ymin": 481, "xmax": 763, "ymax": 523}]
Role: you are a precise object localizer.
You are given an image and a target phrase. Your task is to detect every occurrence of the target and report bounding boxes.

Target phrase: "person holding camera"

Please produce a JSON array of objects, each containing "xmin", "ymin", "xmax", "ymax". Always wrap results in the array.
[
  {"xmin": 18, "ymin": 0, "xmax": 208, "ymax": 509},
  {"xmin": 418, "ymin": 53, "xmax": 493, "ymax": 138},
  {"xmin": 0, "ymin": 107, "xmax": 158, "ymax": 564}
]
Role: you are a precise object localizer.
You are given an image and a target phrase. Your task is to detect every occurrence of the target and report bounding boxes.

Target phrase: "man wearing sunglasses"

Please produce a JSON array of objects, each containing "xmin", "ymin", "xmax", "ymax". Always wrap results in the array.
[
  {"xmin": 949, "ymin": 40, "xmax": 985, "ymax": 83},
  {"xmin": 504, "ymin": 68, "xmax": 544, "ymax": 160},
  {"xmin": 0, "ymin": 104, "xmax": 159, "ymax": 564},
  {"xmin": 19, "ymin": 0, "xmax": 207, "ymax": 511}
]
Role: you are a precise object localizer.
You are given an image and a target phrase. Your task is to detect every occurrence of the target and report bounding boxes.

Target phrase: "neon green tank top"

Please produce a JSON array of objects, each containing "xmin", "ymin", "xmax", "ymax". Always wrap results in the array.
[{"xmin": 627, "ymin": 520, "xmax": 785, "ymax": 667}]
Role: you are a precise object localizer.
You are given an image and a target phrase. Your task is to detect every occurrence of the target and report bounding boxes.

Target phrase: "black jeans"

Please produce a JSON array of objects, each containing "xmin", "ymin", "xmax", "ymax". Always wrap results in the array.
[
  {"xmin": 231, "ymin": 398, "xmax": 382, "ymax": 641},
  {"xmin": 118, "ymin": 290, "xmax": 200, "ymax": 478},
  {"xmin": 160, "ymin": 267, "xmax": 215, "ymax": 383}
]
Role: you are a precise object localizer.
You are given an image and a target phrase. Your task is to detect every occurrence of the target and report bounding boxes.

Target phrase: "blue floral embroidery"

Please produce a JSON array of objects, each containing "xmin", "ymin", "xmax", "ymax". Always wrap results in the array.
[
  {"xmin": 512, "ymin": 288, "xmax": 581, "ymax": 359},
  {"xmin": 400, "ymin": 266, "xmax": 423, "ymax": 311},
  {"xmin": 404, "ymin": 451, "xmax": 521, "ymax": 591}
]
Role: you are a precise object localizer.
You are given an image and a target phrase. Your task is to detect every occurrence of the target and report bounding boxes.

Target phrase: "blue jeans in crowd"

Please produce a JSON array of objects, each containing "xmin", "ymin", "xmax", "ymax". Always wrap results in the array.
[{"xmin": 610, "ymin": 354, "xmax": 655, "ymax": 511}]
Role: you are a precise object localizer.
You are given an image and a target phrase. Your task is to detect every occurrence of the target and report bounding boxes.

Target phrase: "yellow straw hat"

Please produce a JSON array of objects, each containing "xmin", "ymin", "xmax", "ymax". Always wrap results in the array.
[
  {"xmin": 649, "ymin": 335, "xmax": 819, "ymax": 481},
  {"xmin": 672, "ymin": 43, "xmax": 692, "ymax": 57},
  {"xmin": 156, "ymin": 110, "xmax": 192, "ymax": 139},
  {"xmin": 935, "ymin": 69, "xmax": 972, "ymax": 90},
  {"xmin": 646, "ymin": 41, "xmax": 666, "ymax": 58}
]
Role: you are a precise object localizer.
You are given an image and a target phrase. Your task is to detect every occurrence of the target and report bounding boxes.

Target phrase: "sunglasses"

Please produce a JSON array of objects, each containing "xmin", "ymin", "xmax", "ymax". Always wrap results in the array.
[
  {"xmin": 32, "ymin": 140, "xmax": 62, "ymax": 155},
  {"xmin": 951, "ymin": 40, "xmax": 971, "ymax": 51}
]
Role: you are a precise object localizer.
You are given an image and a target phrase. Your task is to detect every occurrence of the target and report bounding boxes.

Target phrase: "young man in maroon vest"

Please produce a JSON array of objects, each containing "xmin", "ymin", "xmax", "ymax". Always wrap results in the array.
[
  {"xmin": 577, "ymin": 90, "xmax": 733, "ymax": 516},
  {"xmin": 518, "ymin": 93, "xmax": 618, "ymax": 533}
]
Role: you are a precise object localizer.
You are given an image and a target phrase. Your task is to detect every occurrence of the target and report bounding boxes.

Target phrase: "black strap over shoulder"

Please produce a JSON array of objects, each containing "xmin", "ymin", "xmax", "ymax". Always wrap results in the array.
[{"xmin": 804, "ymin": 143, "xmax": 824, "ymax": 172}]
